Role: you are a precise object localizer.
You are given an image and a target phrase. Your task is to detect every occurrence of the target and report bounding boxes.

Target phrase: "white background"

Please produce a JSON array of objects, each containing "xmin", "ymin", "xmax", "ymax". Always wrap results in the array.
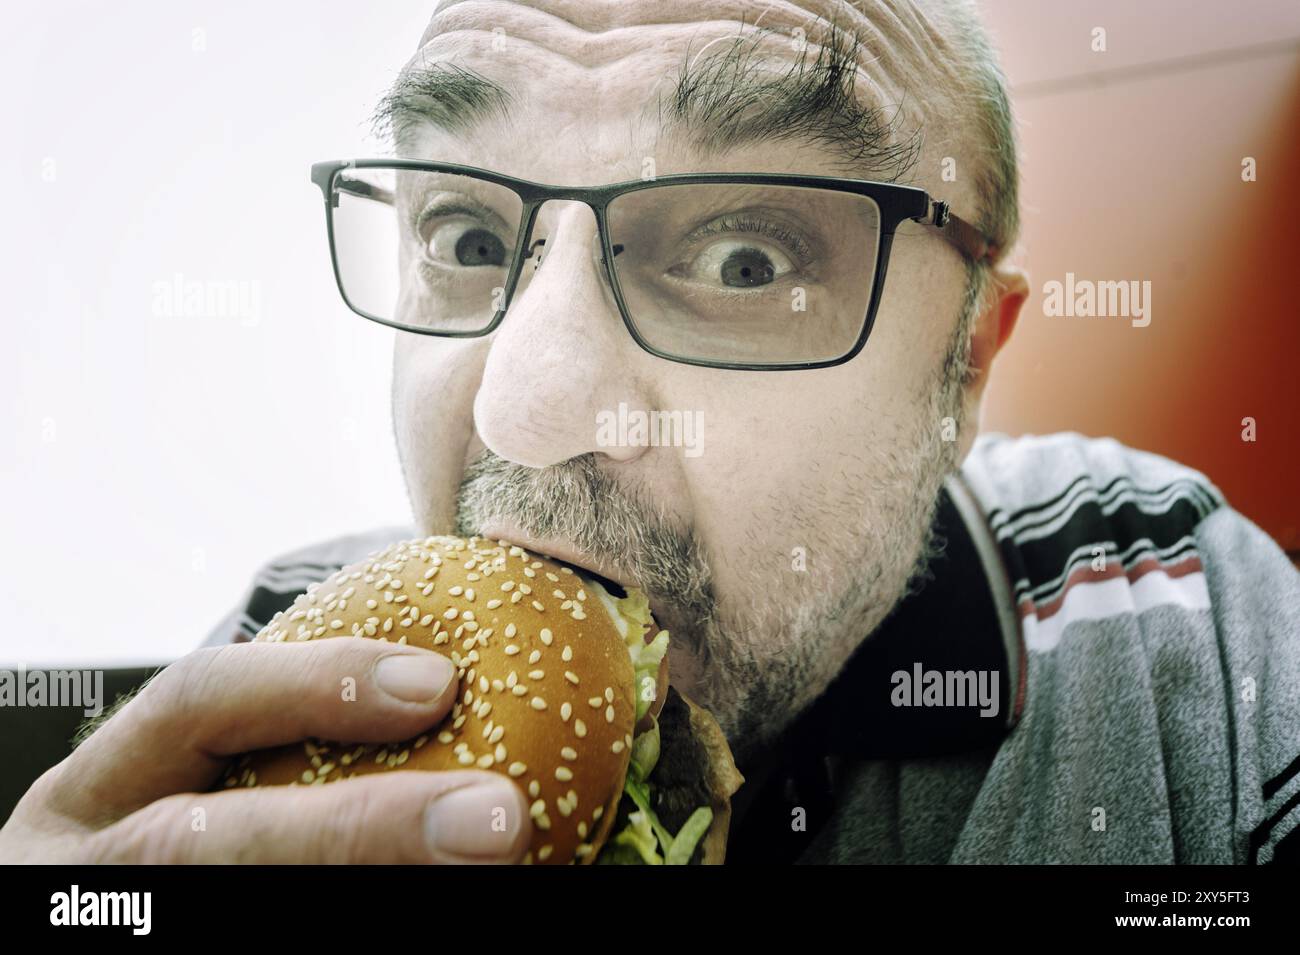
[{"xmin": 1, "ymin": 2, "xmax": 434, "ymax": 666}]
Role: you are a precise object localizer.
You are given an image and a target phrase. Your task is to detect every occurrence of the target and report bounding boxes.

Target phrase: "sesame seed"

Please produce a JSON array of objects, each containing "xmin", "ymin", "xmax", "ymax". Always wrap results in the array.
[
  {"xmin": 560, "ymin": 702, "xmax": 572, "ymax": 722},
  {"xmin": 540, "ymin": 628, "xmax": 553, "ymax": 646},
  {"xmin": 555, "ymin": 767, "xmax": 573, "ymax": 782},
  {"xmin": 528, "ymin": 780, "xmax": 540, "ymax": 798},
  {"xmin": 512, "ymin": 685, "xmax": 528, "ymax": 696},
  {"xmin": 612, "ymin": 740, "xmax": 625, "ymax": 754},
  {"xmin": 480, "ymin": 702, "xmax": 492, "ymax": 718},
  {"xmin": 565, "ymin": 671, "xmax": 580, "ymax": 685},
  {"xmin": 588, "ymin": 697, "xmax": 602, "ymax": 708},
  {"xmin": 529, "ymin": 669, "xmax": 545, "ymax": 680},
  {"xmin": 448, "ymin": 586, "xmax": 463, "ymax": 596},
  {"xmin": 532, "ymin": 601, "xmax": 545, "ymax": 612},
  {"xmin": 574, "ymin": 719, "xmax": 587, "ymax": 738},
  {"xmin": 536, "ymin": 813, "xmax": 552, "ymax": 832},
  {"xmin": 504, "ymin": 623, "xmax": 517, "ymax": 638},
  {"xmin": 561, "ymin": 746, "xmax": 577, "ymax": 760},
  {"xmin": 508, "ymin": 762, "xmax": 527, "ymax": 778},
  {"xmin": 606, "ymin": 705, "xmax": 615, "ymax": 723},
  {"xmin": 593, "ymin": 806, "xmax": 604, "ymax": 821},
  {"xmin": 530, "ymin": 798, "xmax": 546, "ymax": 817},
  {"xmin": 505, "ymin": 644, "xmax": 520, "ymax": 656},
  {"xmin": 506, "ymin": 670, "xmax": 518, "ymax": 688},
  {"xmin": 530, "ymin": 697, "xmax": 547, "ymax": 711},
  {"xmin": 486, "ymin": 599, "xmax": 502, "ymax": 610},
  {"xmin": 495, "ymin": 743, "xmax": 507, "ymax": 763},
  {"xmin": 478, "ymin": 675, "xmax": 489, "ymax": 694},
  {"xmin": 476, "ymin": 753, "xmax": 494, "ymax": 769},
  {"xmin": 538, "ymin": 845, "xmax": 554, "ymax": 860},
  {"xmin": 301, "ymin": 771, "xmax": 314, "ymax": 784},
  {"xmin": 528, "ymin": 650, "xmax": 542, "ymax": 664},
  {"xmin": 605, "ymin": 687, "xmax": 615, "ymax": 703},
  {"xmin": 458, "ymin": 752, "xmax": 475, "ymax": 766},
  {"xmin": 489, "ymin": 725, "xmax": 505, "ymax": 744},
  {"xmin": 578, "ymin": 822, "xmax": 589, "ymax": 839},
  {"xmin": 437, "ymin": 731, "xmax": 454, "ymax": 744}
]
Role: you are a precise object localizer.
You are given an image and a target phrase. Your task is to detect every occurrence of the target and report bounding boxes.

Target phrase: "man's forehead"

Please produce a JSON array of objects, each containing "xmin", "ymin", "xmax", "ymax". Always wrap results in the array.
[
  {"xmin": 419, "ymin": 0, "xmax": 861, "ymax": 51},
  {"xmin": 384, "ymin": 0, "xmax": 969, "ymax": 188},
  {"xmin": 413, "ymin": 0, "xmax": 958, "ymax": 92}
]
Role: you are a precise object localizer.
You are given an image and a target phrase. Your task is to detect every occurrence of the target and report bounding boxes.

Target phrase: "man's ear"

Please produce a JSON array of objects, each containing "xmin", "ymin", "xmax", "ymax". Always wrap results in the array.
[{"xmin": 957, "ymin": 264, "xmax": 1028, "ymax": 457}]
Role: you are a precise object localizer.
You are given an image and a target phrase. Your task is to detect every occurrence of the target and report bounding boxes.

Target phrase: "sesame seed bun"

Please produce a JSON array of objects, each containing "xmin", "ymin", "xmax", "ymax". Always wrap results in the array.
[{"xmin": 220, "ymin": 535, "xmax": 643, "ymax": 865}]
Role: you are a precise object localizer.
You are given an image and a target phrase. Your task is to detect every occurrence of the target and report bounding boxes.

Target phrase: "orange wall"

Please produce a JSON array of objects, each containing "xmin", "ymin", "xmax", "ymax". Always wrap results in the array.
[{"xmin": 978, "ymin": 1, "xmax": 1300, "ymax": 551}]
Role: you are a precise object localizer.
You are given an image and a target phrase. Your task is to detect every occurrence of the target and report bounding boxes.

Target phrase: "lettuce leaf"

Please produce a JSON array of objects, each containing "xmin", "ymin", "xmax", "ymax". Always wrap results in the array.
[{"xmin": 593, "ymin": 589, "xmax": 713, "ymax": 865}]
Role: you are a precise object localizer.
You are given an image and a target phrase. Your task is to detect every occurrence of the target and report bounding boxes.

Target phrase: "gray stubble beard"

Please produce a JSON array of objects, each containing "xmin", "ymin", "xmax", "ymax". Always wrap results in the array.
[{"xmin": 453, "ymin": 312, "xmax": 973, "ymax": 764}]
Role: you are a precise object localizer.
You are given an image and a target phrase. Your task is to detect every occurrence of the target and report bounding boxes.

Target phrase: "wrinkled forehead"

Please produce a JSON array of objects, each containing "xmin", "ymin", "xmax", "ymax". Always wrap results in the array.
[{"xmin": 395, "ymin": 0, "xmax": 963, "ymax": 182}]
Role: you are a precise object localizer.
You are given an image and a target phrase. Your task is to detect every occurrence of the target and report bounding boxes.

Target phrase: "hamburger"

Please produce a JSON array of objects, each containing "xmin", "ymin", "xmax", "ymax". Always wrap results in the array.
[{"xmin": 219, "ymin": 535, "xmax": 743, "ymax": 864}]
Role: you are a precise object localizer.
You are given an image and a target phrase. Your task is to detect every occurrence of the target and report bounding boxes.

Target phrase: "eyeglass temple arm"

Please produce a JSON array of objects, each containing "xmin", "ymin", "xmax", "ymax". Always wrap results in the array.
[
  {"xmin": 916, "ymin": 200, "xmax": 999, "ymax": 265},
  {"xmin": 326, "ymin": 174, "xmax": 395, "ymax": 208}
]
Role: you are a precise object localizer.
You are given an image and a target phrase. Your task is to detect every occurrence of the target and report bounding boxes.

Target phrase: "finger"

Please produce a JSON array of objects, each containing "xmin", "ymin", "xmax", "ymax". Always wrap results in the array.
[
  {"xmin": 92, "ymin": 770, "xmax": 532, "ymax": 865},
  {"xmin": 50, "ymin": 640, "xmax": 460, "ymax": 822}
]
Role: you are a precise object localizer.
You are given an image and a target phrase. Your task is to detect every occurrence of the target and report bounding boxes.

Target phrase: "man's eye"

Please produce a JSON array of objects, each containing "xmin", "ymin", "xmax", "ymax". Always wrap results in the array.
[
  {"xmin": 425, "ymin": 220, "xmax": 508, "ymax": 267},
  {"xmin": 677, "ymin": 240, "xmax": 795, "ymax": 289}
]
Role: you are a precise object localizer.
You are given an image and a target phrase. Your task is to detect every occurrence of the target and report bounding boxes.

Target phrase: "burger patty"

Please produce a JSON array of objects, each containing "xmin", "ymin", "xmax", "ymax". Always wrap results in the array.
[{"xmin": 647, "ymin": 686, "xmax": 716, "ymax": 864}]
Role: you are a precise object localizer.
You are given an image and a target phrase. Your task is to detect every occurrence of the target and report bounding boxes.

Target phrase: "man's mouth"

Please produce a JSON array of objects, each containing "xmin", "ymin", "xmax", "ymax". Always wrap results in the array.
[{"xmin": 474, "ymin": 523, "xmax": 651, "ymax": 615}]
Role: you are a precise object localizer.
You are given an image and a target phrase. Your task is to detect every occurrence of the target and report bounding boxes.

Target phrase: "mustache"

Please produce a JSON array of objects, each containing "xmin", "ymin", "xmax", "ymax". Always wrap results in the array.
[{"xmin": 454, "ymin": 450, "xmax": 717, "ymax": 638}]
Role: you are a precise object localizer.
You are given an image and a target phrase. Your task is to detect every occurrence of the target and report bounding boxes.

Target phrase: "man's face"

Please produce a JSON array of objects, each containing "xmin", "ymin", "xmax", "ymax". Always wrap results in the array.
[{"xmin": 390, "ymin": 0, "xmax": 978, "ymax": 757}]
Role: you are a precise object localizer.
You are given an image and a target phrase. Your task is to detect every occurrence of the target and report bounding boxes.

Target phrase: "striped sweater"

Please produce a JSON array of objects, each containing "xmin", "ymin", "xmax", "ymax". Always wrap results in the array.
[{"xmin": 204, "ymin": 432, "xmax": 1300, "ymax": 864}]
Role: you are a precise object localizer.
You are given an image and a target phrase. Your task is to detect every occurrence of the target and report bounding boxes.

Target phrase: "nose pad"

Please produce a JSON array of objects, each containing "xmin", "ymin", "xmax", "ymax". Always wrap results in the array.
[{"xmin": 509, "ymin": 200, "xmax": 616, "ymax": 302}]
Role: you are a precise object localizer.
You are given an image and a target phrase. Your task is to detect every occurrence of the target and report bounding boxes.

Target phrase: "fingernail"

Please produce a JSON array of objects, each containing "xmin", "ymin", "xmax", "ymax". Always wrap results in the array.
[
  {"xmin": 425, "ymin": 780, "xmax": 528, "ymax": 862},
  {"xmin": 374, "ymin": 653, "xmax": 454, "ymax": 703}
]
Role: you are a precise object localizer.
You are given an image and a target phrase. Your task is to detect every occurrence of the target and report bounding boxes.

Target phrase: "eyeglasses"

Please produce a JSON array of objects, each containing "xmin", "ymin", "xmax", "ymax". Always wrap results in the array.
[{"xmin": 310, "ymin": 159, "xmax": 996, "ymax": 371}]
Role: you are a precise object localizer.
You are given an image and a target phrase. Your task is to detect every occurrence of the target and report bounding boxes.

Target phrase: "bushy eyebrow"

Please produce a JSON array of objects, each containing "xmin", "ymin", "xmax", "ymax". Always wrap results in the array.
[
  {"xmin": 659, "ymin": 22, "xmax": 922, "ymax": 182},
  {"xmin": 372, "ymin": 62, "xmax": 513, "ymax": 148},
  {"xmin": 373, "ymin": 23, "xmax": 920, "ymax": 184}
]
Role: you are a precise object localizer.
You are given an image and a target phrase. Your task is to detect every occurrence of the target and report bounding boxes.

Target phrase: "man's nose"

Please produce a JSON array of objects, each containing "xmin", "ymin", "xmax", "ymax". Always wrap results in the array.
[{"xmin": 473, "ymin": 200, "xmax": 653, "ymax": 469}]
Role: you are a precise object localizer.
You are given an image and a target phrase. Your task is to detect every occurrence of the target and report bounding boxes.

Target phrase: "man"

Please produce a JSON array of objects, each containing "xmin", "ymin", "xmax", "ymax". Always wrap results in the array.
[{"xmin": 2, "ymin": 0, "xmax": 1296, "ymax": 864}]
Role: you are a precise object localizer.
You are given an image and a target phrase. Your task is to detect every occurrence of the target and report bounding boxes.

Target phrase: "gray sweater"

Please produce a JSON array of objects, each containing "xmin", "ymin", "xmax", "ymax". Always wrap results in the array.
[{"xmin": 205, "ymin": 432, "xmax": 1300, "ymax": 864}]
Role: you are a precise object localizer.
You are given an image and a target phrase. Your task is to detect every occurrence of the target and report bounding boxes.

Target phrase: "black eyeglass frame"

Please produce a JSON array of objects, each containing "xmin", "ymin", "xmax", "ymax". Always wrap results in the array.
[{"xmin": 310, "ymin": 158, "xmax": 997, "ymax": 371}]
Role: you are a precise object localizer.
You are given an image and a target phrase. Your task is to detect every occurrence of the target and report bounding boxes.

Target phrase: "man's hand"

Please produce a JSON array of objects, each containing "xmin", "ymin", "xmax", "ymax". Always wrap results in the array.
[{"xmin": 0, "ymin": 641, "xmax": 532, "ymax": 863}]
